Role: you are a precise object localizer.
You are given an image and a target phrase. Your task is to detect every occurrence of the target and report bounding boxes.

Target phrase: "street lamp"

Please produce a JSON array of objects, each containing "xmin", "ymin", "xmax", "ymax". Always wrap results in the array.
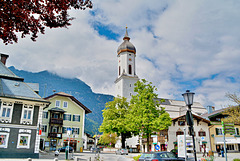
[{"xmin": 182, "ymin": 90, "xmax": 197, "ymax": 161}]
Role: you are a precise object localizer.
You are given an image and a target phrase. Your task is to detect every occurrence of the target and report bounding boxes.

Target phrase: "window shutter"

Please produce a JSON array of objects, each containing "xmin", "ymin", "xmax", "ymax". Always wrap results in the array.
[
  {"xmin": 78, "ymin": 115, "xmax": 81, "ymax": 122},
  {"xmin": 78, "ymin": 128, "xmax": 79, "ymax": 134},
  {"xmin": 46, "ymin": 112, "xmax": 48, "ymax": 119},
  {"xmin": 236, "ymin": 128, "xmax": 239, "ymax": 135},
  {"xmin": 73, "ymin": 115, "xmax": 75, "ymax": 121},
  {"xmin": 69, "ymin": 115, "xmax": 71, "ymax": 121},
  {"xmin": 216, "ymin": 128, "xmax": 219, "ymax": 135},
  {"xmin": 63, "ymin": 114, "xmax": 66, "ymax": 120}
]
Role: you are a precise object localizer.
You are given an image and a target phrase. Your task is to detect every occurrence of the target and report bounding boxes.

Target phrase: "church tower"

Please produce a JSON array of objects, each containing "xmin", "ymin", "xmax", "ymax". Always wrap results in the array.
[{"xmin": 115, "ymin": 27, "xmax": 139, "ymax": 101}]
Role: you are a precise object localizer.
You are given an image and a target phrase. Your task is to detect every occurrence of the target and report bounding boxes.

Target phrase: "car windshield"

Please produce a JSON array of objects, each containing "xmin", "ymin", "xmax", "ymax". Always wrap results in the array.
[{"xmin": 167, "ymin": 152, "xmax": 177, "ymax": 158}]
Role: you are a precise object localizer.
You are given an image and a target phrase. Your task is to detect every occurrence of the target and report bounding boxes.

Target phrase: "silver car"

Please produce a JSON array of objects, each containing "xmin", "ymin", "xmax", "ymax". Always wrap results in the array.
[{"xmin": 115, "ymin": 149, "xmax": 128, "ymax": 155}]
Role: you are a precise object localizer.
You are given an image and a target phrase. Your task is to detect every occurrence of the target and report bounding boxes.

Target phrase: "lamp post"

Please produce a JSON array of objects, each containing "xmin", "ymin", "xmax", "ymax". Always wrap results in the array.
[{"xmin": 182, "ymin": 90, "xmax": 197, "ymax": 161}]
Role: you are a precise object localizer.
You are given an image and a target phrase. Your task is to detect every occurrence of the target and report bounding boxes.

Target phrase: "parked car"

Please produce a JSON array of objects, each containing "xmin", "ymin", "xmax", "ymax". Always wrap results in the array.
[
  {"xmin": 115, "ymin": 149, "xmax": 128, "ymax": 155},
  {"xmin": 91, "ymin": 148, "xmax": 101, "ymax": 153},
  {"xmin": 58, "ymin": 146, "xmax": 74, "ymax": 153},
  {"xmin": 170, "ymin": 149, "xmax": 178, "ymax": 157},
  {"xmin": 138, "ymin": 152, "xmax": 185, "ymax": 161}
]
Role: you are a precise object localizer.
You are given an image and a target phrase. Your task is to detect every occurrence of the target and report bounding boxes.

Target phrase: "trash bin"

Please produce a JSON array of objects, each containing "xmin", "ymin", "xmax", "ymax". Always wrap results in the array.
[{"xmin": 80, "ymin": 147, "xmax": 83, "ymax": 152}]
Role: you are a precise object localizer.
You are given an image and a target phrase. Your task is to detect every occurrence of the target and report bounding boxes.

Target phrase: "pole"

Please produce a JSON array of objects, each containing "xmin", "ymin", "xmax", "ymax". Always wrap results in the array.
[
  {"xmin": 184, "ymin": 128, "xmax": 187, "ymax": 161},
  {"xmin": 68, "ymin": 136, "xmax": 70, "ymax": 160},
  {"xmin": 188, "ymin": 105, "xmax": 197, "ymax": 161},
  {"xmin": 222, "ymin": 121, "xmax": 227, "ymax": 161}
]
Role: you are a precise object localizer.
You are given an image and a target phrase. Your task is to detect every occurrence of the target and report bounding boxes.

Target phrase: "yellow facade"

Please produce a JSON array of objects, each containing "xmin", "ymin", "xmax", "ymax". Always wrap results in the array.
[
  {"xmin": 40, "ymin": 93, "xmax": 88, "ymax": 152},
  {"xmin": 209, "ymin": 124, "xmax": 240, "ymax": 152}
]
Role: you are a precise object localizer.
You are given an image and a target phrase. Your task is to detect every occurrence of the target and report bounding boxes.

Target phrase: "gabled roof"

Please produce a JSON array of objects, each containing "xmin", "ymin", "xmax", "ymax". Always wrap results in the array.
[
  {"xmin": 44, "ymin": 92, "xmax": 92, "ymax": 114},
  {"xmin": 0, "ymin": 61, "xmax": 49, "ymax": 103},
  {"xmin": 172, "ymin": 113, "xmax": 210, "ymax": 124},
  {"xmin": 201, "ymin": 108, "xmax": 228, "ymax": 118}
]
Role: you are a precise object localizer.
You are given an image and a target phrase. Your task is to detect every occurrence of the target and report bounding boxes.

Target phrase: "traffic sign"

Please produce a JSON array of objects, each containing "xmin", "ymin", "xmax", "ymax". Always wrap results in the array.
[
  {"xmin": 155, "ymin": 145, "xmax": 160, "ymax": 150},
  {"xmin": 67, "ymin": 128, "xmax": 71, "ymax": 135}
]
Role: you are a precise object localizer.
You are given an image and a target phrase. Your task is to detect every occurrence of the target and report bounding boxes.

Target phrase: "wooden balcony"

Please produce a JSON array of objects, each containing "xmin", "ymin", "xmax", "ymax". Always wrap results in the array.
[
  {"xmin": 49, "ymin": 118, "xmax": 63, "ymax": 125},
  {"xmin": 48, "ymin": 132, "xmax": 62, "ymax": 139}
]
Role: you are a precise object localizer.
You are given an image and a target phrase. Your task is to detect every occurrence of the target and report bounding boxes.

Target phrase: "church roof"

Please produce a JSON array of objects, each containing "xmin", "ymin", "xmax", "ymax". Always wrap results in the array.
[{"xmin": 117, "ymin": 27, "xmax": 136, "ymax": 55}]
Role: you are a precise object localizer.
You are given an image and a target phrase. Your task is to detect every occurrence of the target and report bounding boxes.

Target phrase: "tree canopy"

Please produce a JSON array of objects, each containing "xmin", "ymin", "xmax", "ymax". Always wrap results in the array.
[
  {"xmin": 98, "ymin": 133, "xmax": 118, "ymax": 147},
  {"xmin": 222, "ymin": 93, "xmax": 240, "ymax": 124},
  {"xmin": 1, "ymin": 0, "xmax": 92, "ymax": 44},
  {"xmin": 99, "ymin": 96, "xmax": 132, "ymax": 148},
  {"xmin": 128, "ymin": 79, "xmax": 172, "ymax": 152}
]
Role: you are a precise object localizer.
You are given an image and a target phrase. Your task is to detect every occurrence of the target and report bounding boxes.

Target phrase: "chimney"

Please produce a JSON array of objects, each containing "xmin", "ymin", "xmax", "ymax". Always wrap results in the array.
[{"xmin": 0, "ymin": 53, "xmax": 9, "ymax": 65}]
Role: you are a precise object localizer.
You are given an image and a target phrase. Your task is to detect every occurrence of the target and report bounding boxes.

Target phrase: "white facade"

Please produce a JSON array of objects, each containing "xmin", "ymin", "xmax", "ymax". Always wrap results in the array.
[{"xmin": 168, "ymin": 115, "xmax": 210, "ymax": 152}]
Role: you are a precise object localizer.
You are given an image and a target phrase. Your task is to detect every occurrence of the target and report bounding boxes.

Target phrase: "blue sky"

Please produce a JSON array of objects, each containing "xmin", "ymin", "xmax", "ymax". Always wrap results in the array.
[{"xmin": 1, "ymin": 0, "xmax": 240, "ymax": 109}]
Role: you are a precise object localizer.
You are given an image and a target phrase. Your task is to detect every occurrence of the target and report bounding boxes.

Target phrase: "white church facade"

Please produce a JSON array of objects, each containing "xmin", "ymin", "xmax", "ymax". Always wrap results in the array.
[{"xmin": 114, "ymin": 28, "xmax": 209, "ymax": 152}]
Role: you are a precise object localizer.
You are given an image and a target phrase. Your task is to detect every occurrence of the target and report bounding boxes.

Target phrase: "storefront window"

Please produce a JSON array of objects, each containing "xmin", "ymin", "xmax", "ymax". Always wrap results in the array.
[
  {"xmin": 17, "ymin": 134, "xmax": 31, "ymax": 149},
  {"xmin": 0, "ymin": 133, "xmax": 9, "ymax": 148}
]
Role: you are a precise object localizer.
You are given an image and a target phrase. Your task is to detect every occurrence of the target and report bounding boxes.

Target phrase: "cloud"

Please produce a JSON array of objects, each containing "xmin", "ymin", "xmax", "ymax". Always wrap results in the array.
[{"xmin": 1, "ymin": 0, "xmax": 240, "ymax": 109}]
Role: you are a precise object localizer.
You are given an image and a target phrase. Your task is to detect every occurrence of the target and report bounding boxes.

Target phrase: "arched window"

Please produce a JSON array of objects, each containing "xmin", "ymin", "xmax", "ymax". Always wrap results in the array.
[
  {"xmin": 119, "ymin": 66, "xmax": 121, "ymax": 76},
  {"xmin": 128, "ymin": 65, "xmax": 132, "ymax": 75}
]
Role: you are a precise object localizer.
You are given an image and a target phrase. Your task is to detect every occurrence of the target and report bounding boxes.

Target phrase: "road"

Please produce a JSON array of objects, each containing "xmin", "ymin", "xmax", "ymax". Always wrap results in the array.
[{"xmin": 40, "ymin": 151, "xmax": 137, "ymax": 161}]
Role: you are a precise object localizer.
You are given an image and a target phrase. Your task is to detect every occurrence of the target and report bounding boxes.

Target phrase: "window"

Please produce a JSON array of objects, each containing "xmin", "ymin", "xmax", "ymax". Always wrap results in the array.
[
  {"xmin": 216, "ymin": 128, "xmax": 223, "ymax": 135},
  {"xmin": 63, "ymin": 101, "xmax": 68, "ymax": 108},
  {"xmin": 55, "ymin": 100, "xmax": 60, "ymax": 107},
  {"xmin": 178, "ymin": 121, "xmax": 185, "ymax": 126},
  {"xmin": 0, "ymin": 132, "xmax": 9, "ymax": 148},
  {"xmin": 167, "ymin": 152, "xmax": 177, "ymax": 158},
  {"xmin": 119, "ymin": 66, "xmax": 121, "ymax": 76},
  {"xmin": 176, "ymin": 131, "xmax": 184, "ymax": 136},
  {"xmin": 63, "ymin": 127, "xmax": 70, "ymax": 134},
  {"xmin": 73, "ymin": 115, "xmax": 80, "ymax": 122},
  {"xmin": 21, "ymin": 105, "xmax": 34, "ymax": 124},
  {"xmin": 72, "ymin": 128, "xmax": 80, "ymax": 134},
  {"xmin": 63, "ymin": 114, "xmax": 71, "ymax": 121},
  {"xmin": 128, "ymin": 65, "xmax": 132, "ymax": 75},
  {"xmin": 0, "ymin": 102, "xmax": 13, "ymax": 122},
  {"xmin": 17, "ymin": 134, "xmax": 31, "ymax": 149},
  {"xmin": 43, "ymin": 111, "xmax": 48, "ymax": 119},
  {"xmin": 42, "ymin": 125, "xmax": 47, "ymax": 133},
  {"xmin": 198, "ymin": 131, "xmax": 206, "ymax": 136},
  {"xmin": 23, "ymin": 109, "xmax": 32, "ymax": 119},
  {"xmin": 227, "ymin": 144, "xmax": 235, "ymax": 150}
]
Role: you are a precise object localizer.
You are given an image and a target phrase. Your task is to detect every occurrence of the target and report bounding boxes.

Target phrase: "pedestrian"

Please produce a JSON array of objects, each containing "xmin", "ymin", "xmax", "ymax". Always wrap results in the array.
[
  {"xmin": 216, "ymin": 145, "xmax": 220, "ymax": 157},
  {"xmin": 206, "ymin": 147, "xmax": 209, "ymax": 157},
  {"xmin": 221, "ymin": 145, "xmax": 224, "ymax": 157},
  {"xmin": 202, "ymin": 145, "xmax": 206, "ymax": 157}
]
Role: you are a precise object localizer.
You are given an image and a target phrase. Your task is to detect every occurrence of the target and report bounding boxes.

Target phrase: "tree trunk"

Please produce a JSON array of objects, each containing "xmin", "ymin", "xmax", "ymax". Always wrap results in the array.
[
  {"xmin": 121, "ymin": 132, "xmax": 126, "ymax": 149},
  {"xmin": 147, "ymin": 133, "xmax": 150, "ymax": 152}
]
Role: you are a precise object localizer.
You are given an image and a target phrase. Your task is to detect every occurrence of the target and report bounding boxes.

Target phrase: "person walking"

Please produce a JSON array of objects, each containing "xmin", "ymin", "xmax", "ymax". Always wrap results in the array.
[
  {"xmin": 216, "ymin": 145, "xmax": 220, "ymax": 157},
  {"xmin": 202, "ymin": 145, "xmax": 206, "ymax": 157},
  {"xmin": 220, "ymin": 145, "xmax": 224, "ymax": 157}
]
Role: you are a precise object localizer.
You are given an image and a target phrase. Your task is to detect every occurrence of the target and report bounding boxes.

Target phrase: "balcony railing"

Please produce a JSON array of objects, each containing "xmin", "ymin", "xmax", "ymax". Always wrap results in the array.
[
  {"xmin": 48, "ymin": 132, "xmax": 62, "ymax": 139},
  {"xmin": 49, "ymin": 118, "xmax": 63, "ymax": 125}
]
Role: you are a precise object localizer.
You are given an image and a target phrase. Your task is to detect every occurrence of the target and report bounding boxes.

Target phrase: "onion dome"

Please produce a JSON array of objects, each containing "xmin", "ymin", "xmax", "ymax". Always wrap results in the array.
[{"xmin": 117, "ymin": 27, "xmax": 136, "ymax": 55}]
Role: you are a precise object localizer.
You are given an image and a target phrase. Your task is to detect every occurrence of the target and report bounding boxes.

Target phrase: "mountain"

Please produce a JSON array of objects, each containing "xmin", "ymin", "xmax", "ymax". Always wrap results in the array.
[{"xmin": 9, "ymin": 66, "xmax": 114, "ymax": 136}]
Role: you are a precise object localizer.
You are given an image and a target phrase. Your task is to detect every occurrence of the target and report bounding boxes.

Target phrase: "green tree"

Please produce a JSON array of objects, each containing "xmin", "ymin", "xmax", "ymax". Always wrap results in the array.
[
  {"xmin": 98, "ymin": 133, "xmax": 118, "ymax": 147},
  {"xmin": 99, "ymin": 96, "xmax": 132, "ymax": 148},
  {"xmin": 128, "ymin": 79, "xmax": 172, "ymax": 152},
  {"xmin": 222, "ymin": 93, "xmax": 240, "ymax": 124}
]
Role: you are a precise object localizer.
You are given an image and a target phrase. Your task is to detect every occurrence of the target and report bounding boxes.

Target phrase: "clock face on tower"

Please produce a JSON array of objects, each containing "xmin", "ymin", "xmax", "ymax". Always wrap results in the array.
[{"xmin": 129, "ymin": 58, "xmax": 132, "ymax": 61}]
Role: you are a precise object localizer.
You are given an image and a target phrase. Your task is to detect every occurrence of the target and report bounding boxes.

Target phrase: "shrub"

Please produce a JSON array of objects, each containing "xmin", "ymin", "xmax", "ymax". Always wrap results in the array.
[
  {"xmin": 233, "ymin": 159, "xmax": 240, "ymax": 161},
  {"xmin": 133, "ymin": 154, "xmax": 141, "ymax": 161}
]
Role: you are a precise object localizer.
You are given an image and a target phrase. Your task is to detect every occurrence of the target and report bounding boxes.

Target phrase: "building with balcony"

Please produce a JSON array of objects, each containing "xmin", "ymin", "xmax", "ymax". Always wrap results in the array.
[{"xmin": 40, "ymin": 92, "xmax": 91, "ymax": 152}]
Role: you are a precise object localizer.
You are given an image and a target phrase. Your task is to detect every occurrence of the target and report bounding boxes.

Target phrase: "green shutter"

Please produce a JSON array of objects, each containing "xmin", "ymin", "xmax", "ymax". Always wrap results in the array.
[
  {"xmin": 63, "ymin": 114, "xmax": 66, "ymax": 120},
  {"xmin": 236, "ymin": 128, "xmax": 239, "ymax": 135},
  {"xmin": 216, "ymin": 128, "xmax": 219, "ymax": 135},
  {"xmin": 73, "ymin": 115, "xmax": 75, "ymax": 121},
  {"xmin": 69, "ymin": 114, "xmax": 71, "ymax": 121}
]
